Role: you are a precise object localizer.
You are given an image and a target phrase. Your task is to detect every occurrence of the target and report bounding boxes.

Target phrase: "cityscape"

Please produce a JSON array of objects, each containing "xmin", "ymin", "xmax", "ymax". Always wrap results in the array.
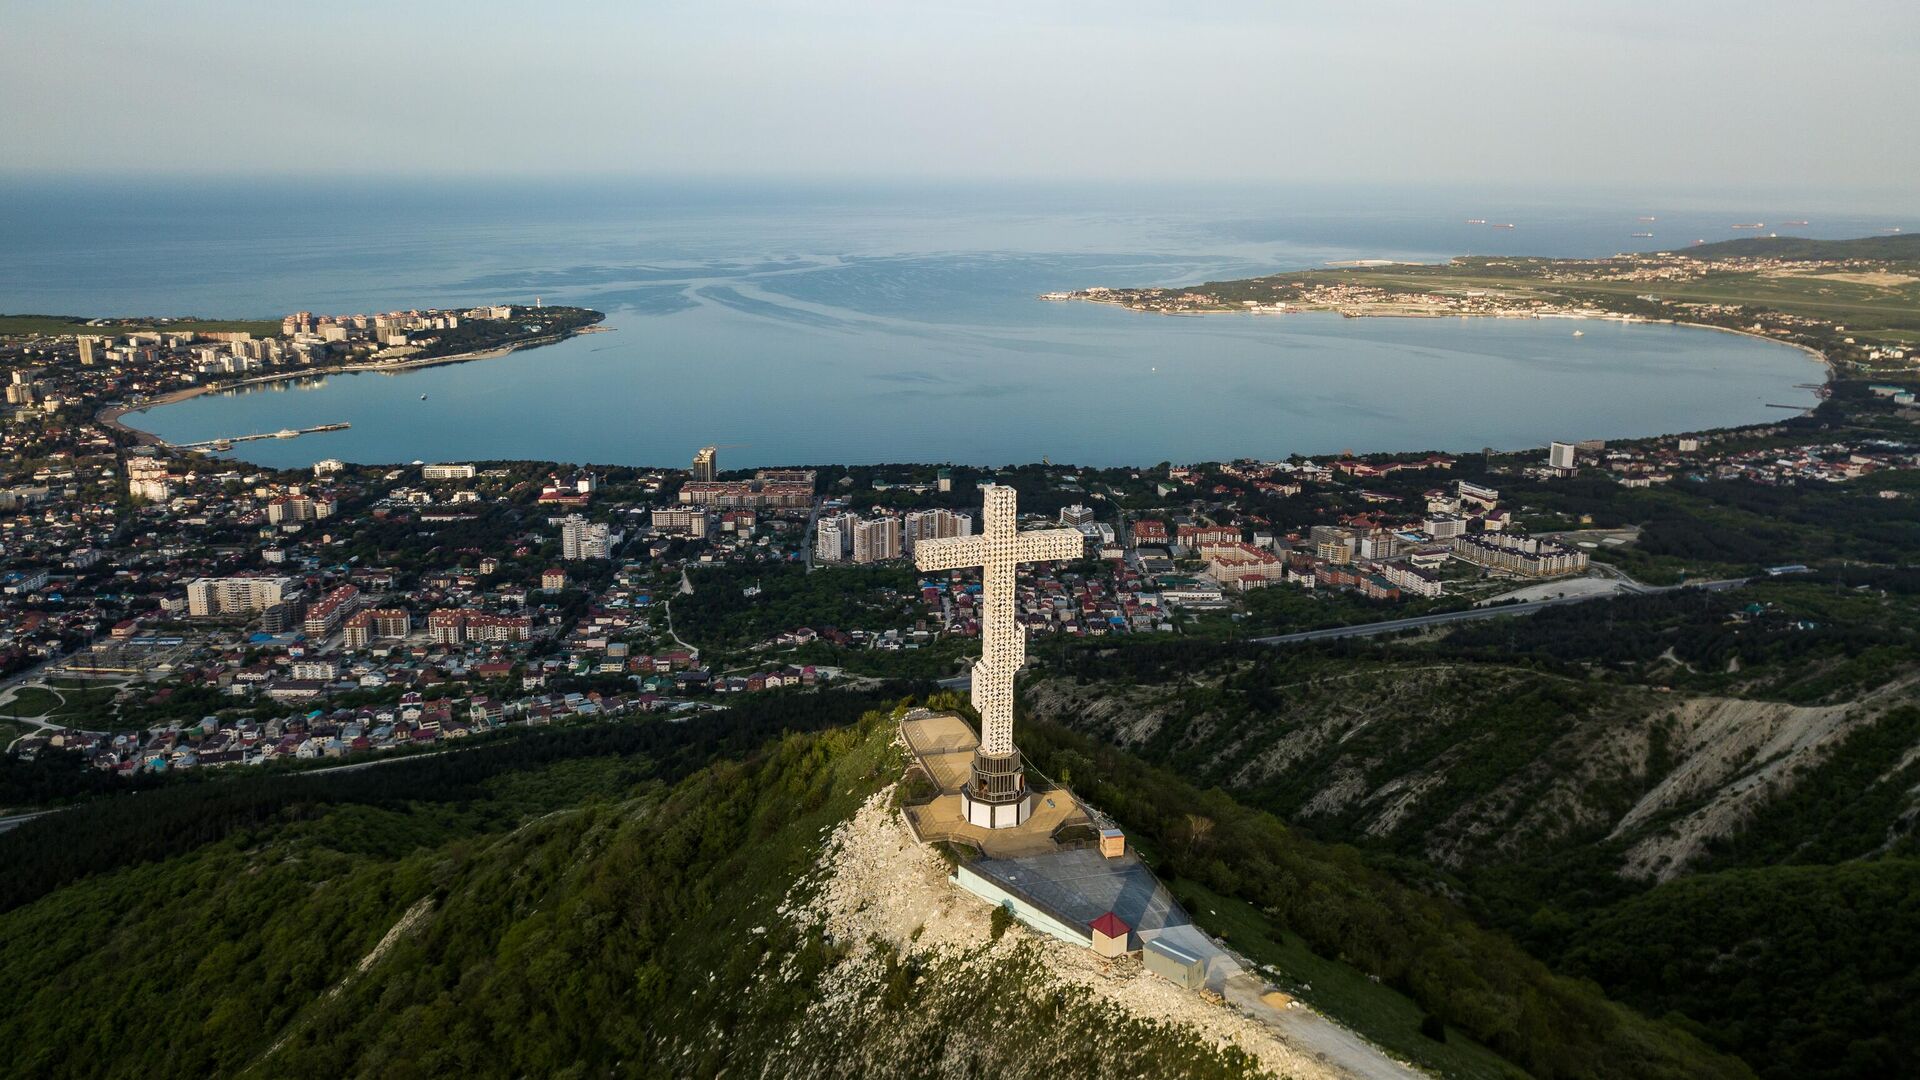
[{"xmin": 2, "ymin": 3, "xmax": 1917, "ymax": 1080}]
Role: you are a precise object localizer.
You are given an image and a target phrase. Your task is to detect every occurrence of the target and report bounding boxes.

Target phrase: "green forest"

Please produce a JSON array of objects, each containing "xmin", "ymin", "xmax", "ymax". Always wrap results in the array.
[
  {"xmin": 1, "ymin": 684, "xmax": 1760, "ymax": 1080},
  {"xmin": 1022, "ymin": 574, "xmax": 1920, "ymax": 1079}
]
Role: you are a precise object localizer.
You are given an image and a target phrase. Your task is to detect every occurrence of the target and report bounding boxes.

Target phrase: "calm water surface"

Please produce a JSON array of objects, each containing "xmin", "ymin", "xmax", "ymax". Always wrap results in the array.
[{"xmin": 1, "ymin": 179, "xmax": 1841, "ymax": 468}]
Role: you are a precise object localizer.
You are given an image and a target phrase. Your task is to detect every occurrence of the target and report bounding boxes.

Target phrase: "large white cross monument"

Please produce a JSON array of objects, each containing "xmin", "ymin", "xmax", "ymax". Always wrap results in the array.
[{"xmin": 915, "ymin": 485, "xmax": 1083, "ymax": 828}]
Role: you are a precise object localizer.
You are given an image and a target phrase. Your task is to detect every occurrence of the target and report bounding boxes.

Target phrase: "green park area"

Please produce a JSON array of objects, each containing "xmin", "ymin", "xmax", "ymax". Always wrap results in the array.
[{"xmin": 3, "ymin": 681, "xmax": 121, "ymax": 726}]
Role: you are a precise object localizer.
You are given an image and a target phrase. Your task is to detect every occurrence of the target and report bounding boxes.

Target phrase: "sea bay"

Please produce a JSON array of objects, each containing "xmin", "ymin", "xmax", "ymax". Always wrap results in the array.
[{"xmin": 1, "ymin": 179, "xmax": 1840, "ymax": 468}]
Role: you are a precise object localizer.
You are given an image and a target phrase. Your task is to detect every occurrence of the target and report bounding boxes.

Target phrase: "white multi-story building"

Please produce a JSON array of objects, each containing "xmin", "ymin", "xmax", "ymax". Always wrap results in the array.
[
  {"xmin": 1456, "ymin": 480, "xmax": 1500, "ymax": 510},
  {"xmin": 1450, "ymin": 534, "xmax": 1589, "ymax": 577},
  {"xmin": 422, "ymin": 463, "xmax": 476, "ymax": 481},
  {"xmin": 815, "ymin": 513, "xmax": 857, "ymax": 563},
  {"xmin": 185, "ymin": 576, "xmax": 292, "ymax": 617},
  {"xmin": 290, "ymin": 660, "xmax": 339, "ymax": 681},
  {"xmin": 1380, "ymin": 562, "xmax": 1445, "ymax": 598},
  {"xmin": 1357, "ymin": 531, "xmax": 1401, "ymax": 560},
  {"xmin": 1548, "ymin": 442, "xmax": 1578, "ymax": 470},
  {"xmin": 559, "ymin": 515, "xmax": 613, "ymax": 560},
  {"xmin": 129, "ymin": 475, "xmax": 174, "ymax": 502},
  {"xmin": 1059, "ymin": 504, "xmax": 1096, "ymax": 527}
]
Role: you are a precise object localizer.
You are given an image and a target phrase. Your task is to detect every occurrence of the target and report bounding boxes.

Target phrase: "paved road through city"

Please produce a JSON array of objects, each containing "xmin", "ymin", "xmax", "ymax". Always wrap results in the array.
[
  {"xmin": 939, "ymin": 576, "xmax": 1747, "ymax": 687},
  {"xmin": 1250, "ymin": 577, "xmax": 1748, "ymax": 645}
]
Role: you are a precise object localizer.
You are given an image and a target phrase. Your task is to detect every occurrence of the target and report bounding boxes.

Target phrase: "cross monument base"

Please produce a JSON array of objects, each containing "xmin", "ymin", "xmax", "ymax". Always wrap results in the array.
[{"xmin": 962, "ymin": 749, "xmax": 1033, "ymax": 829}]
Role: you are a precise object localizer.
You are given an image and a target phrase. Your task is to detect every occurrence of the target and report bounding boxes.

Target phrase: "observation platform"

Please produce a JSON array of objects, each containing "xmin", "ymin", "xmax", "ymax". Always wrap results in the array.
[{"xmin": 898, "ymin": 710, "xmax": 1090, "ymax": 859}]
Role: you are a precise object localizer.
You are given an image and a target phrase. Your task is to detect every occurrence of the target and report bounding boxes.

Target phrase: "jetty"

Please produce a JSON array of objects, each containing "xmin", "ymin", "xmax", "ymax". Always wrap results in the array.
[{"xmin": 174, "ymin": 422, "xmax": 349, "ymax": 451}]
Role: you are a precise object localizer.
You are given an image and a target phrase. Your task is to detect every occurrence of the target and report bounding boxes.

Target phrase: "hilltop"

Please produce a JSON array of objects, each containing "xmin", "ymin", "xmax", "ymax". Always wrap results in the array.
[
  {"xmin": 1675, "ymin": 233, "xmax": 1920, "ymax": 263},
  {"xmin": 0, "ymin": 688, "xmax": 1754, "ymax": 1080}
]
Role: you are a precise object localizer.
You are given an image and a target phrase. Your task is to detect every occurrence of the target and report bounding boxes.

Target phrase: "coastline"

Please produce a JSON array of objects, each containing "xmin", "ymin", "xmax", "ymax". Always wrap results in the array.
[
  {"xmin": 98, "ymin": 326, "xmax": 606, "ymax": 447},
  {"xmin": 1660, "ymin": 318, "xmax": 1834, "ymax": 379},
  {"xmin": 1068, "ymin": 296, "xmax": 1837, "ymax": 386}
]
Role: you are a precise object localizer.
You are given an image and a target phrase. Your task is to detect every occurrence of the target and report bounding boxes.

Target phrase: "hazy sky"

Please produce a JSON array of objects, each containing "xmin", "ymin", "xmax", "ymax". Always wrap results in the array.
[{"xmin": 5, "ymin": 0, "xmax": 1915, "ymax": 194}]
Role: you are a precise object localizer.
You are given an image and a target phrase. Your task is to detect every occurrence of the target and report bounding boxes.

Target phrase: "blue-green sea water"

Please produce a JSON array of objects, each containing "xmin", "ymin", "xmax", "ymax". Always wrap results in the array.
[{"xmin": 1, "ymin": 178, "xmax": 1849, "ymax": 468}]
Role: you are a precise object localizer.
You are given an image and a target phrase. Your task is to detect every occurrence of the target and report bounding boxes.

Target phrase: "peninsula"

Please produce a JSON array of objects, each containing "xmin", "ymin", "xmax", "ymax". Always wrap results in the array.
[
  {"xmin": 1046, "ymin": 234, "xmax": 1920, "ymax": 376},
  {"xmin": 0, "ymin": 304, "xmax": 604, "ymax": 448}
]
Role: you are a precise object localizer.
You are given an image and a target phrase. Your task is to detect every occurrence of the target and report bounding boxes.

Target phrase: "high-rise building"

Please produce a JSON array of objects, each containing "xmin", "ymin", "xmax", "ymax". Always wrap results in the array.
[
  {"xmin": 815, "ymin": 513, "xmax": 854, "ymax": 563},
  {"xmin": 852, "ymin": 516, "xmax": 903, "ymax": 564},
  {"xmin": 692, "ymin": 445, "xmax": 718, "ymax": 483},
  {"xmin": 1548, "ymin": 441, "xmax": 1578, "ymax": 470},
  {"xmin": 1059, "ymin": 504, "xmax": 1096, "ymax": 527},
  {"xmin": 76, "ymin": 336, "xmax": 98, "ymax": 366},
  {"xmin": 904, "ymin": 508, "xmax": 972, "ymax": 553},
  {"xmin": 185, "ymin": 576, "xmax": 292, "ymax": 617},
  {"xmin": 559, "ymin": 514, "xmax": 613, "ymax": 560}
]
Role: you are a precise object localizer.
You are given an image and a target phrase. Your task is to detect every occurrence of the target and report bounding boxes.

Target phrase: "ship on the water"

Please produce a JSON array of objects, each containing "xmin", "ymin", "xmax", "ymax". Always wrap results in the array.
[{"xmin": 1632, "ymin": 232, "xmax": 1654, "ymax": 238}]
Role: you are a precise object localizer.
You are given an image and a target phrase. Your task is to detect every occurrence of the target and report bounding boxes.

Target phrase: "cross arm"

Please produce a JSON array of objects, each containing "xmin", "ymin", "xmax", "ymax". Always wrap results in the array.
[
  {"xmin": 914, "ymin": 535, "xmax": 990, "ymax": 573},
  {"xmin": 1014, "ymin": 528, "xmax": 1086, "ymax": 564}
]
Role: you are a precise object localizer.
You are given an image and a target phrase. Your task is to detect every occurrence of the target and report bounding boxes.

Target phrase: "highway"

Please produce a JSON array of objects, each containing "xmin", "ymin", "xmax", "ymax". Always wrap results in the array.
[
  {"xmin": 1251, "ymin": 576, "xmax": 1748, "ymax": 645},
  {"xmin": 0, "ymin": 809, "xmax": 58, "ymax": 835},
  {"xmin": 930, "ymin": 576, "xmax": 1748, "ymax": 686}
]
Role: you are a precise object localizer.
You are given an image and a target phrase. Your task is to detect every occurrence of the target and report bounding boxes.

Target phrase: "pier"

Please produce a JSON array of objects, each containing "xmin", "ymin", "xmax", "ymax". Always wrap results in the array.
[{"xmin": 174, "ymin": 422, "xmax": 350, "ymax": 452}]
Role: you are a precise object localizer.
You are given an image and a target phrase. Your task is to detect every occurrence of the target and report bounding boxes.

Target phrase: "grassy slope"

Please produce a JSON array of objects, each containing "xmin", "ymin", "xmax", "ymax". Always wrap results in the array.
[
  {"xmin": 1174, "ymin": 879, "xmax": 1529, "ymax": 1080},
  {"xmin": 1677, "ymin": 235, "xmax": 1920, "ymax": 263},
  {"xmin": 0, "ymin": 709, "xmax": 1270, "ymax": 1080},
  {"xmin": 1018, "ymin": 717, "xmax": 1753, "ymax": 1080},
  {"xmin": 0, "ymin": 690, "xmax": 1758, "ymax": 1080},
  {"xmin": 1556, "ymin": 860, "xmax": 1920, "ymax": 1080},
  {"xmin": 1023, "ymin": 572, "xmax": 1920, "ymax": 1080}
]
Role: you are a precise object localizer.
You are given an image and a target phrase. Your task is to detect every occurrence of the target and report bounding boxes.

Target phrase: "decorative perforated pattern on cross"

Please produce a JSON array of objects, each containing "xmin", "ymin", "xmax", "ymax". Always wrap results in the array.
[{"xmin": 914, "ymin": 485, "xmax": 1082, "ymax": 756}]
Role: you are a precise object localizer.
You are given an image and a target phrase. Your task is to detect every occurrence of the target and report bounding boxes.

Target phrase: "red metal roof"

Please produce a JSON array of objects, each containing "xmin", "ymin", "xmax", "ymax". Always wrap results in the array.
[{"xmin": 1090, "ymin": 912, "xmax": 1129, "ymax": 939}]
